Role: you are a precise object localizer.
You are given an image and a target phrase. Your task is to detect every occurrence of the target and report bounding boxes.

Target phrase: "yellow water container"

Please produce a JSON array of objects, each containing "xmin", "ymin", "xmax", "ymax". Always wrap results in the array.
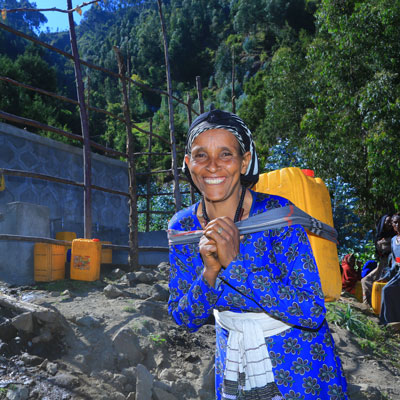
[
  {"xmin": 253, "ymin": 167, "xmax": 341, "ymax": 302},
  {"xmin": 56, "ymin": 231, "xmax": 77, "ymax": 261},
  {"xmin": 70, "ymin": 239, "xmax": 101, "ymax": 281},
  {"xmin": 371, "ymin": 281, "xmax": 386, "ymax": 315},
  {"xmin": 34, "ymin": 243, "xmax": 65, "ymax": 282},
  {"xmin": 353, "ymin": 280, "xmax": 363, "ymax": 303},
  {"xmin": 101, "ymin": 241, "xmax": 113, "ymax": 264}
]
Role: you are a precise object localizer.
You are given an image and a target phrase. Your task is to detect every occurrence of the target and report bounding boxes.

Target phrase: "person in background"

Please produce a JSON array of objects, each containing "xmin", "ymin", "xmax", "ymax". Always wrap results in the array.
[
  {"xmin": 341, "ymin": 254, "xmax": 361, "ymax": 295},
  {"xmin": 361, "ymin": 215, "xmax": 394, "ymax": 305},
  {"xmin": 168, "ymin": 109, "xmax": 348, "ymax": 400},
  {"xmin": 380, "ymin": 213, "xmax": 400, "ymax": 327}
]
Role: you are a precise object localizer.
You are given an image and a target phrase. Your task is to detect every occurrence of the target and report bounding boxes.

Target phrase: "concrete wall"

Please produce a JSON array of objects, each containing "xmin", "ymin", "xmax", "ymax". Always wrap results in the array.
[{"xmin": 0, "ymin": 122, "xmax": 169, "ymax": 284}]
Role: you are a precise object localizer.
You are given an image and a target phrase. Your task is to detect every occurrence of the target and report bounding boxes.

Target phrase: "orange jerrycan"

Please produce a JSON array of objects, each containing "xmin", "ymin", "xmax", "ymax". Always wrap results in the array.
[
  {"xmin": 70, "ymin": 239, "xmax": 101, "ymax": 281},
  {"xmin": 253, "ymin": 167, "xmax": 341, "ymax": 302}
]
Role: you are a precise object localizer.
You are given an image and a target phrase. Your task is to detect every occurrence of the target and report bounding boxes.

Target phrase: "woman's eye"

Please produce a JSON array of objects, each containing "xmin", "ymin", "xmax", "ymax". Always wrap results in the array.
[
  {"xmin": 221, "ymin": 151, "xmax": 233, "ymax": 157},
  {"xmin": 194, "ymin": 152, "xmax": 206, "ymax": 159}
]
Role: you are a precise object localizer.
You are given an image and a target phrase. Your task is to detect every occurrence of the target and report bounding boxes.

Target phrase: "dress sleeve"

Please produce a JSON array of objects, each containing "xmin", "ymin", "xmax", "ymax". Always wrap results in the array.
[
  {"xmin": 168, "ymin": 241, "xmax": 223, "ymax": 332},
  {"xmin": 218, "ymin": 224, "xmax": 326, "ymax": 329}
]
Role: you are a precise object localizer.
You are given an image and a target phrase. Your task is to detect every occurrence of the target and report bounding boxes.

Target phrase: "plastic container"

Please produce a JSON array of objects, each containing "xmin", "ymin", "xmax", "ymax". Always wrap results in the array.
[
  {"xmin": 56, "ymin": 231, "xmax": 77, "ymax": 262},
  {"xmin": 253, "ymin": 167, "xmax": 341, "ymax": 302},
  {"xmin": 101, "ymin": 241, "xmax": 113, "ymax": 264},
  {"xmin": 353, "ymin": 281, "xmax": 363, "ymax": 303},
  {"xmin": 371, "ymin": 281, "xmax": 386, "ymax": 315},
  {"xmin": 34, "ymin": 243, "xmax": 65, "ymax": 282},
  {"xmin": 70, "ymin": 239, "xmax": 101, "ymax": 281}
]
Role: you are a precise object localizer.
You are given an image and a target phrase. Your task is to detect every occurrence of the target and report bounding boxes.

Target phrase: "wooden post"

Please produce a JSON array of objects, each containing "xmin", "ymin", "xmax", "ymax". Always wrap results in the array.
[
  {"xmin": 232, "ymin": 48, "xmax": 236, "ymax": 114},
  {"xmin": 146, "ymin": 118, "xmax": 153, "ymax": 232},
  {"xmin": 67, "ymin": 0, "xmax": 92, "ymax": 238},
  {"xmin": 113, "ymin": 46, "xmax": 139, "ymax": 271},
  {"xmin": 157, "ymin": 0, "xmax": 182, "ymax": 213},
  {"xmin": 196, "ymin": 76, "xmax": 204, "ymax": 114},
  {"xmin": 186, "ymin": 93, "xmax": 196, "ymax": 204},
  {"xmin": 86, "ymin": 74, "xmax": 90, "ymax": 121}
]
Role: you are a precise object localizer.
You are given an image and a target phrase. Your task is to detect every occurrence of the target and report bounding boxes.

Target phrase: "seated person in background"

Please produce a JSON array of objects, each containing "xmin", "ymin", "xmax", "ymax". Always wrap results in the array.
[
  {"xmin": 361, "ymin": 215, "xmax": 394, "ymax": 305},
  {"xmin": 341, "ymin": 254, "xmax": 361, "ymax": 295},
  {"xmin": 380, "ymin": 213, "xmax": 400, "ymax": 326}
]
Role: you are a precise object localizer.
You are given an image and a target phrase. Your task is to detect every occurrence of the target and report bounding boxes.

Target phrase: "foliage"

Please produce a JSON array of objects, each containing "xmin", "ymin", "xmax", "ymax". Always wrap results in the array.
[{"xmin": 2, "ymin": 0, "xmax": 400, "ymax": 239}]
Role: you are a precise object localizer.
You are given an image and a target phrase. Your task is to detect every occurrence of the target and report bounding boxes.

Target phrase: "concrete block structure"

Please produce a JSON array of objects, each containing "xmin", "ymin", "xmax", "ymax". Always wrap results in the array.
[{"xmin": 0, "ymin": 122, "xmax": 169, "ymax": 284}]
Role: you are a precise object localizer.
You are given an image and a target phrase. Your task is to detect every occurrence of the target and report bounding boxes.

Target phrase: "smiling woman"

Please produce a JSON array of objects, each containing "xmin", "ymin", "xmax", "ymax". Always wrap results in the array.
[{"xmin": 167, "ymin": 109, "xmax": 349, "ymax": 400}]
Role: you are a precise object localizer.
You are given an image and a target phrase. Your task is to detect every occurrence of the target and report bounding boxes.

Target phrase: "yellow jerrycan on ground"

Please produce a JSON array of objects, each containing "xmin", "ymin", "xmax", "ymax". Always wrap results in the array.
[{"xmin": 253, "ymin": 167, "xmax": 341, "ymax": 302}]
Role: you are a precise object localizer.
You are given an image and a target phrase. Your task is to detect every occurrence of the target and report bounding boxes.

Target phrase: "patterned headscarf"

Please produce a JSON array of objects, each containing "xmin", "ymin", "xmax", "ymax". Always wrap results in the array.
[{"xmin": 183, "ymin": 109, "xmax": 259, "ymax": 192}]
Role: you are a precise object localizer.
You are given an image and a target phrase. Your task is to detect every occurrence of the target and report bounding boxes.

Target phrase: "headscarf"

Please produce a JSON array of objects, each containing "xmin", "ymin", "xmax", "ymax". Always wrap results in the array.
[{"xmin": 183, "ymin": 109, "xmax": 259, "ymax": 193}]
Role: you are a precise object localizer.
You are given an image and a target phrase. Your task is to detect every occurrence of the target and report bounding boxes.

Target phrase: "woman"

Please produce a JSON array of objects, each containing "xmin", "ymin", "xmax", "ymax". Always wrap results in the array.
[
  {"xmin": 361, "ymin": 215, "xmax": 394, "ymax": 305},
  {"xmin": 341, "ymin": 254, "xmax": 360, "ymax": 295},
  {"xmin": 380, "ymin": 212, "xmax": 400, "ymax": 326},
  {"xmin": 168, "ymin": 110, "xmax": 348, "ymax": 399}
]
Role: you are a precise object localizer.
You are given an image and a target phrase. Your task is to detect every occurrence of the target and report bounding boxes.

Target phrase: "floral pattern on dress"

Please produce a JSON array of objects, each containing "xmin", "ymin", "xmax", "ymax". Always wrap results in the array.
[{"xmin": 168, "ymin": 191, "xmax": 348, "ymax": 399}]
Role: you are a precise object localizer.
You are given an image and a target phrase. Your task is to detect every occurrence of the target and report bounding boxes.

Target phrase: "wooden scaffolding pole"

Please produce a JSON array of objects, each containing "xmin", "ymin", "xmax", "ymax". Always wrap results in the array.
[
  {"xmin": 113, "ymin": 47, "xmax": 139, "ymax": 271},
  {"xmin": 67, "ymin": 0, "xmax": 92, "ymax": 238},
  {"xmin": 186, "ymin": 93, "xmax": 196, "ymax": 204},
  {"xmin": 146, "ymin": 118, "xmax": 153, "ymax": 232},
  {"xmin": 196, "ymin": 76, "xmax": 204, "ymax": 114},
  {"xmin": 157, "ymin": 0, "xmax": 182, "ymax": 212}
]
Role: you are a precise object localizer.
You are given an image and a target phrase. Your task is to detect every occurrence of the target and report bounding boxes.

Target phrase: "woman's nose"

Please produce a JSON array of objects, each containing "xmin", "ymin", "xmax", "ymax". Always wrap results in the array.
[{"xmin": 206, "ymin": 156, "xmax": 220, "ymax": 171}]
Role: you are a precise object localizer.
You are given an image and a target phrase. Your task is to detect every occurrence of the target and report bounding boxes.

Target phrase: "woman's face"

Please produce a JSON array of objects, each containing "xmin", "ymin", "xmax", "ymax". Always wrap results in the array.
[
  {"xmin": 392, "ymin": 216, "xmax": 400, "ymax": 235},
  {"xmin": 384, "ymin": 216, "xmax": 392, "ymax": 231},
  {"xmin": 185, "ymin": 129, "xmax": 251, "ymax": 203}
]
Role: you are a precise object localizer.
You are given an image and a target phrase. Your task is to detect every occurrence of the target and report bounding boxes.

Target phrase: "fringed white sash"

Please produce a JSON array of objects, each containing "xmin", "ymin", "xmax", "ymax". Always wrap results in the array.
[{"xmin": 214, "ymin": 310, "xmax": 292, "ymax": 396}]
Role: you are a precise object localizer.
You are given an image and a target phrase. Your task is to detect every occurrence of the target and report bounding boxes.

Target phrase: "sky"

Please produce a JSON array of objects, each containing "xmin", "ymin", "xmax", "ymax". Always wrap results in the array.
[{"xmin": 34, "ymin": 0, "xmax": 93, "ymax": 32}]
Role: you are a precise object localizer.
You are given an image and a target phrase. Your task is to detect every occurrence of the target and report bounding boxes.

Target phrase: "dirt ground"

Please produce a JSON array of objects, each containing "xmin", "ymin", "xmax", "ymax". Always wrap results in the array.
[{"xmin": 1, "ymin": 263, "xmax": 400, "ymax": 400}]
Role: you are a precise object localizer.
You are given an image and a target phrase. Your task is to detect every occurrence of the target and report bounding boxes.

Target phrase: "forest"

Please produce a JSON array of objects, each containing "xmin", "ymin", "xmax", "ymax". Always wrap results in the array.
[{"xmin": 1, "ymin": 0, "xmax": 400, "ymax": 255}]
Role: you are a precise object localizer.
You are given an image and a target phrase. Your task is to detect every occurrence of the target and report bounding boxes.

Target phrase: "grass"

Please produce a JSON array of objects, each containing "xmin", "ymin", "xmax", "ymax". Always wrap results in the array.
[
  {"xmin": 149, "ymin": 333, "xmax": 167, "ymax": 346},
  {"xmin": 326, "ymin": 300, "xmax": 400, "ymax": 367}
]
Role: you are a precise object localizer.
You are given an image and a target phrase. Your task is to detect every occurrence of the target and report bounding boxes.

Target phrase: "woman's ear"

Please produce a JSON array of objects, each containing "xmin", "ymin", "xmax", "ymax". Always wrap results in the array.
[
  {"xmin": 241, "ymin": 151, "xmax": 252, "ymax": 174},
  {"xmin": 184, "ymin": 154, "xmax": 191, "ymax": 167}
]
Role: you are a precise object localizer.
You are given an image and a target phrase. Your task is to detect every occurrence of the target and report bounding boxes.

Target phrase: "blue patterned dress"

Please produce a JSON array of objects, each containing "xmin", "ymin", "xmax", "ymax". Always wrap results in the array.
[{"xmin": 168, "ymin": 191, "xmax": 348, "ymax": 400}]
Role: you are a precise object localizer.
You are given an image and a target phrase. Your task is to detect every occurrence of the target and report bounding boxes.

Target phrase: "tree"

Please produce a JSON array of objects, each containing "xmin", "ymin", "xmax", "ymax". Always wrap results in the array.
[{"xmin": 301, "ymin": 0, "xmax": 400, "ymax": 222}]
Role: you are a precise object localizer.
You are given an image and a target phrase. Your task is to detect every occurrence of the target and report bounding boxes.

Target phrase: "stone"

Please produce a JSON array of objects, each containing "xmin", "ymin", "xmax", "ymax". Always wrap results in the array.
[
  {"xmin": 200, "ymin": 357, "xmax": 215, "ymax": 394},
  {"xmin": 20, "ymin": 353, "xmax": 43, "ymax": 366},
  {"xmin": 48, "ymin": 373, "xmax": 79, "ymax": 388},
  {"xmin": 136, "ymin": 300, "xmax": 167, "ymax": 321},
  {"xmin": 6, "ymin": 384, "xmax": 29, "ymax": 400},
  {"xmin": 46, "ymin": 362, "xmax": 58, "ymax": 375},
  {"xmin": 112, "ymin": 327, "xmax": 143, "ymax": 366},
  {"xmin": 159, "ymin": 369, "xmax": 177, "ymax": 381},
  {"xmin": 149, "ymin": 284, "xmax": 169, "ymax": 302},
  {"xmin": 121, "ymin": 366, "xmax": 137, "ymax": 383},
  {"xmin": 104, "ymin": 284, "xmax": 125, "ymax": 299},
  {"xmin": 152, "ymin": 387, "xmax": 178, "ymax": 400},
  {"xmin": 111, "ymin": 393, "xmax": 125, "ymax": 400},
  {"xmin": 75, "ymin": 315, "xmax": 102, "ymax": 328},
  {"xmin": 153, "ymin": 380, "xmax": 173, "ymax": 393},
  {"xmin": 135, "ymin": 364, "xmax": 154, "ymax": 400},
  {"xmin": 126, "ymin": 393, "xmax": 135, "ymax": 400},
  {"xmin": 0, "ymin": 320, "xmax": 17, "ymax": 341},
  {"xmin": 32, "ymin": 330, "xmax": 52, "ymax": 344},
  {"xmin": 136, "ymin": 272, "xmax": 155, "ymax": 284},
  {"xmin": 11, "ymin": 312, "xmax": 34, "ymax": 333},
  {"xmin": 112, "ymin": 373, "xmax": 127, "ymax": 386},
  {"xmin": 111, "ymin": 268, "xmax": 125, "ymax": 279},
  {"xmin": 124, "ymin": 272, "xmax": 137, "ymax": 286}
]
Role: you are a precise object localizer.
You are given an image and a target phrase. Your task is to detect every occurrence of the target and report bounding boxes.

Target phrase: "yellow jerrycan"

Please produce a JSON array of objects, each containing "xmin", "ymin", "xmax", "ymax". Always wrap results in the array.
[{"xmin": 253, "ymin": 167, "xmax": 341, "ymax": 302}]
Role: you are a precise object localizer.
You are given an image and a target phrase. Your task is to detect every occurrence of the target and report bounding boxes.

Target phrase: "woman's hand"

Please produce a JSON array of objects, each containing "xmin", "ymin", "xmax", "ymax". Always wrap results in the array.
[{"xmin": 199, "ymin": 217, "xmax": 240, "ymax": 286}]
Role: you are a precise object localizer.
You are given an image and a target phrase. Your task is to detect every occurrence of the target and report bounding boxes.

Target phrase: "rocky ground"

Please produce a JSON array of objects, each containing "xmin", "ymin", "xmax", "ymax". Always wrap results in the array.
[{"xmin": 1, "ymin": 262, "xmax": 400, "ymax": 400}]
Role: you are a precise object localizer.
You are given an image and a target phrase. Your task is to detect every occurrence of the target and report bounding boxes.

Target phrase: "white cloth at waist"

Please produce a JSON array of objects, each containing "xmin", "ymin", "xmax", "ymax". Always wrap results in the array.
[{"xmin": 214, "ymin": 309, "xmax": 293, "ymax": 392}]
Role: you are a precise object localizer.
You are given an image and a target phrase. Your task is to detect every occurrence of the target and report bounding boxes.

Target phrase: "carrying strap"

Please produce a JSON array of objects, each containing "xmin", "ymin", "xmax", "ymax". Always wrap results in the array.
[{"xmin": 168, "ymin": 204, "xmax": 338, "ymax": 245}]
